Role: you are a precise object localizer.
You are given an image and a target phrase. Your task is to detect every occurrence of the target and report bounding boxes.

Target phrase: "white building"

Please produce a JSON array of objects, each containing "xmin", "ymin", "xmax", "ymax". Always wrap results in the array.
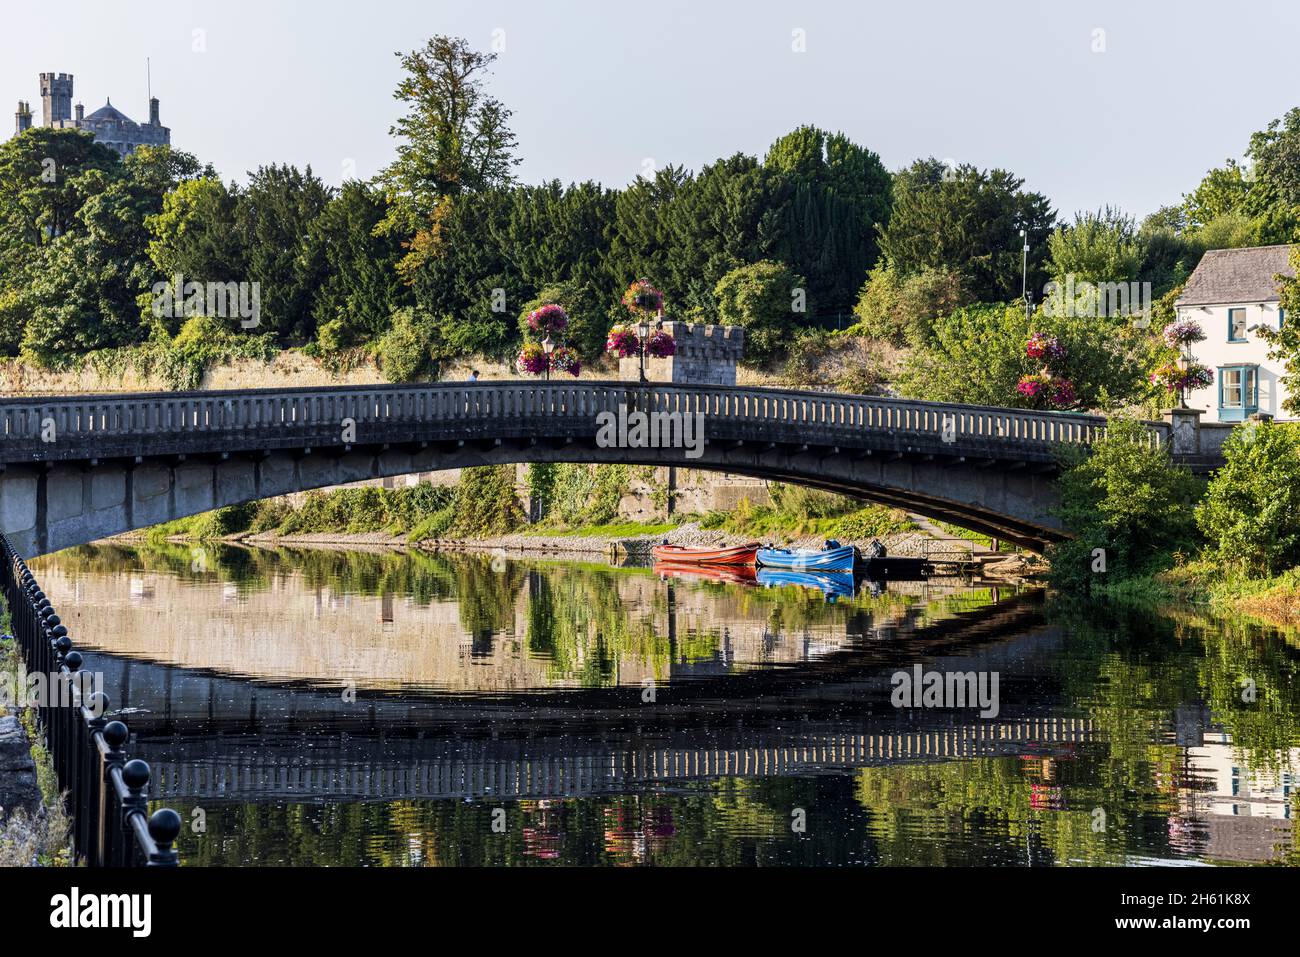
[{"xmin": 1175, "ymin": 244, "xmax": 1295, "ymax": 422}]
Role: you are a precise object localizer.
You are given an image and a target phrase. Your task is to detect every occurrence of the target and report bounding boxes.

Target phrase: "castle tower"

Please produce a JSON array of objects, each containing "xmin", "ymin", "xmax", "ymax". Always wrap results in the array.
[
  {"xmin": 39, "ymin": 72, "xmax": 73, "ymax": 126},
  {"xmin": 14, "ymin": 100, "xmax": 32, "ymax": 135}
]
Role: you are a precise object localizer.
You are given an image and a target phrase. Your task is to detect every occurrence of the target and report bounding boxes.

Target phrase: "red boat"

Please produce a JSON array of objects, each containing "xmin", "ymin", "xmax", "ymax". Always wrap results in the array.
[
  {"xmin": 649, "ymin": 542, "xmax": 760, "ymax": 566},
  {"xmin": 653, "ymin": 561, "xmax": 758, "ymax": 585}
]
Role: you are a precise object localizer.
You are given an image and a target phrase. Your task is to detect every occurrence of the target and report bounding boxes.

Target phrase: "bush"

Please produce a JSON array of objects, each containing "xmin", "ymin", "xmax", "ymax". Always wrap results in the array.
[
  {"xmin": 1196, "ymin": 421, "xmax": 1300, "ymax": 577},
  {"xmin": 850, "ymin": 262, "xmax": 967, "ymax": 346},
  {"xmin": 713, "ymin": 260, "xmax": 807, "ymax": 365},
  {"xmin": 374, "ymin": 307, "xmax": 437, "ymax": 382},
  {"xmin": 449, "ymin": 466, "xmax": 523, "ymax": 536},
  {"xmin": 1048, "ymin": 417, "xmax": 1203, "ymax": 590}
]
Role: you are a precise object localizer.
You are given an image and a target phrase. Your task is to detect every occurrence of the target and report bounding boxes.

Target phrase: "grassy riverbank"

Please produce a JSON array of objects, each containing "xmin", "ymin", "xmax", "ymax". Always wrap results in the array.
[{"xmin": 0, "ymin": 607, "xmax": 72, "ymax": 866}]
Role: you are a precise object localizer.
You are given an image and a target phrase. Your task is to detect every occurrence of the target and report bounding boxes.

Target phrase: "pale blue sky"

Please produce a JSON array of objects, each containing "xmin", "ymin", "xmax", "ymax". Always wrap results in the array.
[{"xmin": 6, "ymin": 0, "xmax": 1298, "ymax": 222}]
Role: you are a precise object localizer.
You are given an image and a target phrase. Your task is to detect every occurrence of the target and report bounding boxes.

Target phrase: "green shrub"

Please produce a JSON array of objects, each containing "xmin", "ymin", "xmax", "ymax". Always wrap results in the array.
[
  {"xmin": 373, "ymin": 307, "xmax": 437, "ymax": 382},
  {"xmin": 1197, "ymin": 421, "xmax": 1300, "ymax": 577},
  {"xmin": 450, "ymin": 466, "xmax": 523, "ymax": 536},
  {"xmin": 1048, "ymin": 417, "xmax": 1203, "ymax": 590}
]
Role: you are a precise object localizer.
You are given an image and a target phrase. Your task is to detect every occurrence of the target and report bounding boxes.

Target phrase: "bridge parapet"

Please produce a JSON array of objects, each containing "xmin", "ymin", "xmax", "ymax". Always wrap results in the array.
[{"xmin": 0, "ymin": 381, "xmax": 1114, "ymax": 462}]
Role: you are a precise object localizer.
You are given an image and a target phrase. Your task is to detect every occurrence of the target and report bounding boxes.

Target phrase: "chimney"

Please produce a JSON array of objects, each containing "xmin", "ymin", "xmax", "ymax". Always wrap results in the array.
[
  {"xmin": 149, "ymin": 96, "xmax": 160, "ymax": 126},
  {"xmin": 74, "ymin": 102, "xmax": 84, "ymax": 123},
  {"xmin": 15, "ymin": 100, "xmax": 33, "ymax": 135}
]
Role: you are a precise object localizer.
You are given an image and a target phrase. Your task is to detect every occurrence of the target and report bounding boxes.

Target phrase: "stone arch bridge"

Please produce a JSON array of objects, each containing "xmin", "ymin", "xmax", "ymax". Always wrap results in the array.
[{"xmin": 0, "ymin": 381, "xmax": 1229, "ymax": 556}]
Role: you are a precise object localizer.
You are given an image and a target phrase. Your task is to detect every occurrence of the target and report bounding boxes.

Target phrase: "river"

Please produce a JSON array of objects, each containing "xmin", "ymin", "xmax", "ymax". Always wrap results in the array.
[{"xmin": 29, "ymin": 542, "xmax": 1300, "ymax": 867}]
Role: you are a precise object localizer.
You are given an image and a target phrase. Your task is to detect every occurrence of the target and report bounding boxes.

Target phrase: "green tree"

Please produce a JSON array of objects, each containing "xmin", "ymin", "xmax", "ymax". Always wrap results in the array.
[
  {"xmin": 141, "ymin": 176, "xmax": 246, "ymax": 332},
  {"xmin": 761, "ymin": 126, "xmax": 893, "ymax": 315},
  {"xmin": 878, "ymin": 159, "xmax": 1055, "ymax": 302},
  {"xmin": 376, "ymin": 35, "xmax": 519, "ymax": 279},
  {"xmin": 20, "ymin": 146, "xmax": 206, "ymax": 366},
  {"xmin": 233, "ymin": 164, "xmax": 333, "ymax": 346},
  {"xmin": 1264, "ymin": 245, "xmax": 1300, "ymax": 416},
  {"xmin": 1046, "ymin": 207, "xmax": 1143, "ymax": 290},
  {"xmin": 0, "ymin": 128, "xmax": 118, "ymax": 254},
  {"xmin": 1196, "ymin": 421, "xmax": 1300, "ymax": 577},
  {"xmin": 373, "ymin": 306, "xmax": 437, "ymax": 382},
  {"xmin": 896, "ymin": 302, "xmax": 1153, "ymax": 410},
  {"xmin": 713, "ymin": 260, "xmax": 807, "ymax": 364},
  {"xmin": 309, "ymin": 181, "xmax": 410, "ymax": 351}
]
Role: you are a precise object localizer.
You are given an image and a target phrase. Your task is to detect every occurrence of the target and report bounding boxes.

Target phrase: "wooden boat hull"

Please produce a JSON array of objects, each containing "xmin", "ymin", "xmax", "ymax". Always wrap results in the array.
[
  {"xmin": 755, "ymin": 545, "xmax": 857, "ymax": 573},
  {"xmin": 650, "ymin": 543, "xmax": 760, "ymax": 566}
]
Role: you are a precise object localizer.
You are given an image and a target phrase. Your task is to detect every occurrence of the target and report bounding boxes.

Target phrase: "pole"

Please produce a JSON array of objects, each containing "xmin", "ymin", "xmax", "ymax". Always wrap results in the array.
[{"xmin": 1020, "ymin": 227, "xmax": 1029, "ymax": 320}]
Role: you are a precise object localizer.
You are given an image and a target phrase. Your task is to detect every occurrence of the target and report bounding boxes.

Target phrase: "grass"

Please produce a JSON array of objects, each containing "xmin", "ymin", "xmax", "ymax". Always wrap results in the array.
[
  {"xmin": 524, "ymin": 520, "xmax": 680, "ymax": 539},
  {"xmin": 0, "ymin": 602, "xmax": 72, "ymax": 866},
  {"xmin": 933, "ymin": 520, "xmax": 1019, "ymax": 552},
  {"xmin": 698, "ymin": 498, "xmax": 915, "ymax": 542}
]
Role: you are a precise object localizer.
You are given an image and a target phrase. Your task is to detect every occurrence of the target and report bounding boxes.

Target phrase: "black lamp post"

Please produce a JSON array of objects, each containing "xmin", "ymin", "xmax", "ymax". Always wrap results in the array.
[
  {"xmin": 542, "ymin": 334, "xmax": 554, "ymax": 382},
  {"xmin": 636, "ymin": 319, "xmax": 649, "ymax": 383}
]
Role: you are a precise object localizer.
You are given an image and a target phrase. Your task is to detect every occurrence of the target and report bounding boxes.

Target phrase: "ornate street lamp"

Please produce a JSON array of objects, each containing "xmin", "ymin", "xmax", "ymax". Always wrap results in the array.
[
  {"xmin": 542, "ymin": 334, "xmax": 554, "ymax": 382},
  {"xmin": 636, "ymin": 319, "xmax": 649, "ymax": 382}
]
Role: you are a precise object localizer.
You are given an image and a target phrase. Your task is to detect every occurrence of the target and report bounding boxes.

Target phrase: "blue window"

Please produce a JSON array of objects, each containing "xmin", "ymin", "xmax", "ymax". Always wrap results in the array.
[
  {"xmin": 1228, "ymin": 308, "xmax": 1248, "ymax": 341},
  {"xmin": 1219, "ymin": 365, "xmax": 1259, "ymax": 422},
  {"xmin": 1280, "ymin": 308, "xmax": 1287, "ymax": 329}
]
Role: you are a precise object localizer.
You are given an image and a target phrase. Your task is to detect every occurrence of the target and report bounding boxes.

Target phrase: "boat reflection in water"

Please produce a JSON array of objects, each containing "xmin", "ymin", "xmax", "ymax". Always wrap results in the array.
[
  {"xmin": 756, "ymin": 568, "xmax": 862, "ymax": 602},
  {"xmin": 653, "ymin": 561, "xmax": 893, "ymax": 602}
]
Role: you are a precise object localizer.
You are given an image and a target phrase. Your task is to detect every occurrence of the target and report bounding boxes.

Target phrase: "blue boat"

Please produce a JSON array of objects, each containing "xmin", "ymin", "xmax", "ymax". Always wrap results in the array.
[
  {"xmin": 755, "ymin": 541, "xmax": 857, "ymax": 573},
  {"xmin": 757, "ymin": 569, "xmax": 856, "ymax": 601}
]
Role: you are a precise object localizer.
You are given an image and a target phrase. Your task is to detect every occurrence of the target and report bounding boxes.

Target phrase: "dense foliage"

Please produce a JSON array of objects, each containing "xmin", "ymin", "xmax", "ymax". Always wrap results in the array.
[
  {"xmin": 1047, "ymin": 419, "xmax": 1203, "ymax": 591},
  {"xmin": 1196, "ymin": 422, "xmax": 1300, "ymax": 577}
]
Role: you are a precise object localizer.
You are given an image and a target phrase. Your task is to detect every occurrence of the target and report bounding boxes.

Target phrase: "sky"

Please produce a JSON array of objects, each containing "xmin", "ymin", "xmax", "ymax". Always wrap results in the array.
[{"xmin": 5, "ymin": 0, "xmax": 1299, "ymax": 223}]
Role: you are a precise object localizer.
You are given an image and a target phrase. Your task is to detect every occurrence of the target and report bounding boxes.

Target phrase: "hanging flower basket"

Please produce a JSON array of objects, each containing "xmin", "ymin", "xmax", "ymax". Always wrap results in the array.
[
  {"xmin": 1025, "ymin": 332, "xmax": 1065, "ymax": 363},
  {"xmin": 1151, "ymin": 361, "xmax": 1213, "ymax": 393},
  {"xmin": 1017, "ymin": 372, "xmax": 1051, "ymax": 400},
  {"xmin": 1050, "ymin": 378, "xmax": 1076, "ymax": 408},
  {"xmin": 1162, "ymin": 319, "xmax": 1206, "ymax": 348},
  {"xmin": 1017, "ymin": 372, "xmax": 1075, "ymax": 409},
  {"xmin": 516, "ymin": 341, "xmax": 549, "ymax": 375},
  {"xmin": 526, "ymin": 303, "xmax": 569, "ymax": 336},
  {"xmin": 549, "ymin": 345, "xmax": 581, "ymax": 377},
  {"xmin": 605, "ymin": 324, "xmax": 640, "ymax": 358},
  {"xmin": 622, "ymin": 278, "xmax": 664, "ymax": 315},
  {"xmin": 646, "ymin": 330, "xmax": 675, "ymax": 357}
]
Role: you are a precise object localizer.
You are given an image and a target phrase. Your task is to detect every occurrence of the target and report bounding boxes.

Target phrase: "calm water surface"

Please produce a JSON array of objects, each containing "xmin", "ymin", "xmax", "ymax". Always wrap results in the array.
[{"xmin": 31, "ymin": 543, "xmax": 1300, "ymax": 867}]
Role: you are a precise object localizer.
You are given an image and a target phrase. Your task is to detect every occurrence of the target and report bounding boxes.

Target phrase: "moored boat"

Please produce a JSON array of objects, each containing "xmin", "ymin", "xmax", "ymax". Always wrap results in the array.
[
  {"xmin": 649, "ymin": 542, "xmax": 760, "ymax": 566},
  {"xmin": 755, "ymin": 541, "xmax": 857, "ymax": 573}
]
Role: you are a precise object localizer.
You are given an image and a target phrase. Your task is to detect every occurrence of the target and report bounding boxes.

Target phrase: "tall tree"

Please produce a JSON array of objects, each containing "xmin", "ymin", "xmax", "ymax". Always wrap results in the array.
[
  {"xmin": 233, "ymin": 164, "xmax": 334, "ymax": 345},
  {"xmin": 19, "ymin": 146, "xmax": 206, "ymax": 365},
  {"xmin": 376, "ymin": 35, "xmax": 520, "ymax": 279},
  {"xmin": 310, "ymin": 181, "xmax": 411, "ymax": 350},
  {"xmin": 879, "ymin": 159, "xmax": 1055, "ymax": 303}
]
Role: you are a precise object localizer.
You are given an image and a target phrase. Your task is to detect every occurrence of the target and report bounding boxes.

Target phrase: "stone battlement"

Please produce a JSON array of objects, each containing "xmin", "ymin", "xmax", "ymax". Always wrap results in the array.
[{"xmin": 618, "ymin": 320, "xmax": 745, "ymax": 385}]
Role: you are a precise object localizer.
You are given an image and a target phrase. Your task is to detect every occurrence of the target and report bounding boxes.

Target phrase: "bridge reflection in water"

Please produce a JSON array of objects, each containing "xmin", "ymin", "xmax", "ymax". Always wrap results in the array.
[{"xmin": 31, "ymin": 544, "xmax": 1299, "ymax": 867}]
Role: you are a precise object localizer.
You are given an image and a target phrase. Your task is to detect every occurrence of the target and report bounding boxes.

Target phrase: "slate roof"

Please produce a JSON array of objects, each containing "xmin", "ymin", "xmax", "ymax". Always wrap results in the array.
[
  {"xmin": 1177, "ymin": 244, "xmax": 1296, "ymax": 306},
  {"xmin": 85, "ymin": 99, "xmax": 134, "ymax": 124}
]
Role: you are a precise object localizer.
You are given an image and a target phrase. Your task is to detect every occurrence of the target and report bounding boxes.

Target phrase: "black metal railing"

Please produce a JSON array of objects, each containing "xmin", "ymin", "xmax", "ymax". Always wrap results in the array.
[{"xmin": 0, "ymin": 533, "xmax": 181, "ymax": 866}]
